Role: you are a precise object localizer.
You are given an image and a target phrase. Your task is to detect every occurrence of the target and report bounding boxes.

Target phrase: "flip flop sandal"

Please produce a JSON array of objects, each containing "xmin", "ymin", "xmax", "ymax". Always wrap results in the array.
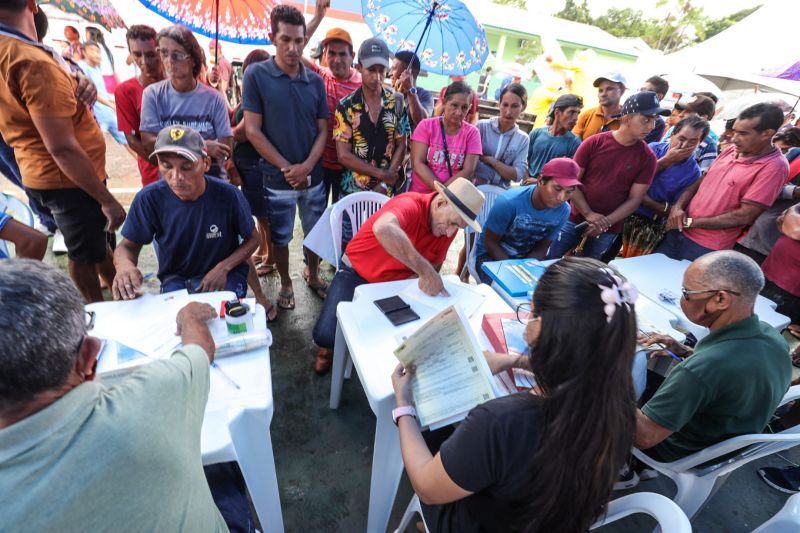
[
  {"xmin": 266, "ymin": 301, "xmax": 279, "ymax": 322},
  {"xmin": 307, "ymin": 280, "xmax": 328, "ymax": 300},
  {"xmin": 256, "ymin": 262, "xmax": 276, "ymax": 276},
  {"xmin": 277, "ymin": 290, "xmax": 295, "ymax": 310}
]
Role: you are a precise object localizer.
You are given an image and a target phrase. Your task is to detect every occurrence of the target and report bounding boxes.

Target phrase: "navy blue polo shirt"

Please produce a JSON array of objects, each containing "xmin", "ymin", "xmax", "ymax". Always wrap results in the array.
[
  {"xmin": 122, "ymin": 177, "xmax": 255, "ymax": 283},
  {"xmin": 242, "ymin": 58, "xmax": 329, "ymax": 190}
]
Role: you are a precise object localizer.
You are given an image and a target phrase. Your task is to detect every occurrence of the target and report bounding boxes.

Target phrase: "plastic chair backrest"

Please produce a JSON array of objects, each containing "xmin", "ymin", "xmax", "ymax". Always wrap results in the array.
[
  {"xmin": 590, "ymin": 492, "xmax": 692, "ymax": 531},
  {"xmin": 330, "ymin": 191, "xmax": 390, "ymax": 269},
  {"xmin": 465, "ymin": 184, "xmax": 505, "ymax": 281},
  {"xmin": 753, "ymin": 493, "xmax": 800, "ymax": 532},
  {"xmin": 0, "ymin": 193, "xmax": 35, "ymax": 258}
]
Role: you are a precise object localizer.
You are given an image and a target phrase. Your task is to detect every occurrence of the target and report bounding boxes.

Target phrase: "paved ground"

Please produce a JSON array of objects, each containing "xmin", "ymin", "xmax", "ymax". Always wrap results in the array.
[{"xmin": 4, "ymin": 137, "xmax": 800, "ymax": 532}]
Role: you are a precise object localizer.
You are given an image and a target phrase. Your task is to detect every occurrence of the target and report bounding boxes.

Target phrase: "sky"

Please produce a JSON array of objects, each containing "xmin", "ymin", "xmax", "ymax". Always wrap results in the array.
[{"xmin": 534, "ymin": 0, "xmax": 767, "ymax": 19}]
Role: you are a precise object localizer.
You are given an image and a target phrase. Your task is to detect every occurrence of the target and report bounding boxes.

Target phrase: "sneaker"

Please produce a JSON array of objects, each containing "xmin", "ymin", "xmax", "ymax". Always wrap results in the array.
[
  {"xmin": 632, "ymin": 457, "xmax": 659, "ymax": 481},
  {"xmin": 52, "ymin": 229, "xmax": 67, "ymax": 254},
  {"xmin": 614, "ymin": 461, "xmax": 640, "ymax": 490},
  {"xmin": 34, "ymin": 221, "xmax": 55, "ymax": 236},
  {"xmin": 758, "ymin": 466, "xmax": 800, "ymax": 494}
]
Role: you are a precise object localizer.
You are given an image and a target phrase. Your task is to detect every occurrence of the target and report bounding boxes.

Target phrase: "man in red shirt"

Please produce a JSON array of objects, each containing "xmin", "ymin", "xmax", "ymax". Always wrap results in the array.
[
  {"xmin": 659, "ymin": 103, "xmax": 787, "ymax": 261},
  {"xmin": 761, "ymin": 204, "xmax": 800, "ymax": 327},
  {"xmin": 115, "ymin": 25, "xmax": 164, "ymax": 186},
  {"xmin": 310, "ymin": 178, "xmax": 485, "ymax": 374},
  {"xmin": 547, "ymin": 91, "xmax": 662, "ymax": 260},
  {"xmin": 305, "ymin": 0, "xmax": 362, "ymax": 202}
]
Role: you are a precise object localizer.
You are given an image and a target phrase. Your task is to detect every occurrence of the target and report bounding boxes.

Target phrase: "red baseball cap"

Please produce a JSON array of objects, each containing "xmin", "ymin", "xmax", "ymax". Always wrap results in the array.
[{"xmin": 540, "ymin": 158, "xmax": 582, "ymax": 187}]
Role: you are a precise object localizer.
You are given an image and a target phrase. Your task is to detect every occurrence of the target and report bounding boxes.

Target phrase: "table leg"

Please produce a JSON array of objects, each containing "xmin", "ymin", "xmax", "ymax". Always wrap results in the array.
[
  {"xmin": 329, "ymin": 320, "xmax": 348, "ymax": 409},
  {"xmin": 366, "ymin": 398, "xmax": 404, "ymax": 533},
  {"xmin": 229, "ymin": 408, "xmax": 284, "ymax": 533}
]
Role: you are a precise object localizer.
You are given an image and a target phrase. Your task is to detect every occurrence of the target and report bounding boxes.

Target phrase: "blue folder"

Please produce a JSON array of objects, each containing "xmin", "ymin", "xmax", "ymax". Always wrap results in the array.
[{"xmin": 481, "ymin": 259, "xmax": 547, "ymax": 298}]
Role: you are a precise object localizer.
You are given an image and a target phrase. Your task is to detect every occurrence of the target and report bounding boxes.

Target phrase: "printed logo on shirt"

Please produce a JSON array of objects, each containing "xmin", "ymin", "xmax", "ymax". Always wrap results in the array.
[
  {"xmin": 206, "ymin": 224, "xmax": 222, "ymax": 239},
  {"xmin": 430, "ymin": 148, "xmax": 465, "ymax": 169}
]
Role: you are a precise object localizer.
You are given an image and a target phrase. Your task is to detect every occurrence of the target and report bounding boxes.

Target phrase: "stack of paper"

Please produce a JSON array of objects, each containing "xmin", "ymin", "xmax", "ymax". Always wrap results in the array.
[{"xmin": 398, "ymin": 280, "xmax": 486, "ymax": 319}]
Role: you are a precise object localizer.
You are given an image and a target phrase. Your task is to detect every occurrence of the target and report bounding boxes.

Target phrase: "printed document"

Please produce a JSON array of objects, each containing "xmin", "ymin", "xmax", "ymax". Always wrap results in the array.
[{"xmin": 394, "ymin": 305, "xmax": 499, "ymax": 429}]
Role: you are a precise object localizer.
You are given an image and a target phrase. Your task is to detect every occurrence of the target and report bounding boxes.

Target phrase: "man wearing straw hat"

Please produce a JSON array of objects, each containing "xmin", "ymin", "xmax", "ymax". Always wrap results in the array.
[{"xmin": 310, "ymin": 178, "xmax": 485, "ymax": 374}]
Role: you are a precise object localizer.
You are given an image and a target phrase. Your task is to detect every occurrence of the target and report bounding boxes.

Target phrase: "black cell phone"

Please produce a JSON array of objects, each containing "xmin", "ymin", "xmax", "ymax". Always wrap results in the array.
[{"xmin": 374, "ymin": 296, "xmax": 420, "ymax": 326}]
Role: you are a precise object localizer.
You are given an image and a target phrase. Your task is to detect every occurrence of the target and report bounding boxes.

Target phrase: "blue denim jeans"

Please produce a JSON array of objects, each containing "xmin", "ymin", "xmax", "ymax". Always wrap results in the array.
[
  {"xmin": 312, "ymin": 266, "xmax": 368, "ymax": 348},
  {"xmin": 655, "ymin": 230, "xmax": 715, "ymax": 261},
  {"xmin": 546, "ymin": 219, "xmax": 618, "ymax": 260},
  {"xmin": 204, "ymin": 462, "xmax": 255, "ymax": 533},
  {"xmin": 0, "ymin": 136, "xmax": 57, "ymax": 232},
  {"xmin": 235, "ymin": 156, "xmax": 268, "ymax": 218},
  {"xmin": 262, "ymin": 170, "xmax": 326, "ymax": 247}
]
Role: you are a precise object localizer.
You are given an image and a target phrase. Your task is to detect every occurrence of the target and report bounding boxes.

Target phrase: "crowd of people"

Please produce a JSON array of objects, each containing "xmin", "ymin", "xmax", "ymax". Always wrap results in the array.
[{"xmin": 1, "ymin": 0, "xmax": 799, "ymax": 531}]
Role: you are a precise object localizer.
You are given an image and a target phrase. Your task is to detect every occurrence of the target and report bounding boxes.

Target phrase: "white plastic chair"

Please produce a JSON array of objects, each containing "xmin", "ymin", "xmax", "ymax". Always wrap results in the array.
[
  {"xmin": 463, "ymin": 184, "xmax": 505, "ymax": 282},
  {"xmin": 633, "ymin": 385, "xmax": 800, "ymax": 520},
  {"xmin": 393, "ymin": 494, "xmax": 427, "ymax": 533},
  {"xmin": 0, "ymin": 192, "xmax": 35, "ymax": 257},
  {"xmin": 329, "ymin": 192, "xmax": 389, "ymax": 379},
  {"xmin": 329, "ymin": 191, "xmax": 389, "ymax": 270},
  {"xmin": 753, "ymin": 493, "xmax": 800, "ymax": 532},
  {"xmin": 395, "ymin": 492, "xmax": 691, "ymax": 533},
  {"xmin": 590, "ymin": 492, "xmax": 692, "ymax": 531}
]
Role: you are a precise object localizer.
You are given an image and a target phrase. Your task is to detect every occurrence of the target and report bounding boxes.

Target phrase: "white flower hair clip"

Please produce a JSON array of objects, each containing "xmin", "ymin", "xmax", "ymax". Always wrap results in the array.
[{"xmin": 598, "ymin": 269, "xmax": 638, "ymax": 323}]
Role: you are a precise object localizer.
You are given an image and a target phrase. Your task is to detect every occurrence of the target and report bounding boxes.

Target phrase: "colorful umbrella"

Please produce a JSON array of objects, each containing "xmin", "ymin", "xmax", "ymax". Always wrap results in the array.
[
  {"xmin": 41, "ymin": 0, "xmax": 126, "ymax": 32},
  {"xmin": 138, "ymin": 0, "xmax": 274, "ymax": 45},
  {"xmin": 361, "ymin": 0, "xmax": 488, "ymax": 76},
  {"xmin": 762, "ymin": 60, "xmax": 800, "ymax": 82}
]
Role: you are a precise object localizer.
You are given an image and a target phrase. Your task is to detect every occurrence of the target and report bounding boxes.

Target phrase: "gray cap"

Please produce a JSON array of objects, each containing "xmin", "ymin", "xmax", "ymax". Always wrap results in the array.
[
  {"xmin": 151, "ymin": 125, "xmax": 207, "ymax": 162},
  {"xmin": 358, "ymin": 37, "xmax": 390, "ymax": 69}
]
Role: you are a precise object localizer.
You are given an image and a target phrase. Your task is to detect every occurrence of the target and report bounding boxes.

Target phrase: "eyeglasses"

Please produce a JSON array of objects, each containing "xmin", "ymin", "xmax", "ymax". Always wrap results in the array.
[
  {"xmin": 516, "ymin": 302, "xmax": 539, "ymax": 324},
  {"xmin": 158, "ymin": 49, "xmax": 191, "ymax": 62},
  {"xmin": 681, "ymin": 287, "xmax": 741, "ymax": 301},
  {"xmin": 85, "ymin": 310, "xmax": 96, "ymax": 331}
]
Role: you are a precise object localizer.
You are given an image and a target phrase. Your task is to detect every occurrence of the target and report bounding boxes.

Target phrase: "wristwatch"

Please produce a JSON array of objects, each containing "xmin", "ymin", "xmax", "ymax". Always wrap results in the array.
[
  {"xmin": 408, "ymin": 86, "xmax": 418, "ymax": 96},
  {"xmin": 392, "ymin": 405, "xmax": 417, "ymax": 425},
  {"xmin": 684, "ymin": 217, "xmax": 694, "ymax": 228}
]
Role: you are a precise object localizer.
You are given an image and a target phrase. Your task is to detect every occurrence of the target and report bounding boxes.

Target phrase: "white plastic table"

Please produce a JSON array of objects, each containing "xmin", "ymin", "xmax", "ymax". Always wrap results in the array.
[
  {"xmin": 329, "ymin": 276, "xmax": 512, "ymax": 533},
  {"xmin": 86, "ymin": 292, "xmax": 284, "ymax": 533},
  {"xmin": 610, "ymin": 254, "xmax": 790, "ymax": 340}
]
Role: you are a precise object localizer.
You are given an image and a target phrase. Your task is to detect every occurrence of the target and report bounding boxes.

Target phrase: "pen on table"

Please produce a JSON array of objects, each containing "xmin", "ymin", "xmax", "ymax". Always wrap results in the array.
[
  {"xmin": 211, "ymin": 362, "xmax": 240, "ymax": 389},
  {"xmin": 639, "ymin": 331, "xmax": 683, "ymax": 362}
]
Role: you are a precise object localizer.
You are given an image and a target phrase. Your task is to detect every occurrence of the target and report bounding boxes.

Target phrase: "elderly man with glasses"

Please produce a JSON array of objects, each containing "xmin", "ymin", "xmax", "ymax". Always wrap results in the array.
[{"xmin": 632, "ymin": 250, "xmax": 791, "ymax": 473}]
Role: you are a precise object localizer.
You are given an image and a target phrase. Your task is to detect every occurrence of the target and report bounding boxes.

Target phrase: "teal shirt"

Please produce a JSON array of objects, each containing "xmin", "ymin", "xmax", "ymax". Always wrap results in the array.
[
  {"xmin": 0, "ymin": 346, "xmax": 229, "ymax": 533},
  {"xmin": 642, "ymin": 315, "xmax": 791, "ymax": 462}
]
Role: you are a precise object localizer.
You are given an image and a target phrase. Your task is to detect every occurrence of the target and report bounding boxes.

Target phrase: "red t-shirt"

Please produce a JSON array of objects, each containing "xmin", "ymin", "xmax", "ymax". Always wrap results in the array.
[
  {"xmin": 571, "ymin": 131, "xmax": 657, "ymax": 234},
  {"xmin": 115, "ymin": 77, "xmax": 160, "ymax": 186},
  {"xmin": 685, "ymin": 146, "xmax": 787, "ymax": 250},
  {"xmin": 762, "ymin": 235, "xmax": 800, "ymax": 296},
  {"xmin": 309, "ymin": 63, "xmax": 361, "ymax": 171},
  {"xmin": 345, "ymin": 192, "xmax": 456, "ymax": 282}
]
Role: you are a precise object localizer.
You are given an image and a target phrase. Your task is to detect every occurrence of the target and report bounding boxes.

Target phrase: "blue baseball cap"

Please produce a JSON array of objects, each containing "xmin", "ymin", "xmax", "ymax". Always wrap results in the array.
[
  {"xmin": 593, "ymin": 71, "xmax": 627, "ymax": 88},
  {"xmin": 613, "ymin": 91, "xmax": 671, "ymax": 118}
]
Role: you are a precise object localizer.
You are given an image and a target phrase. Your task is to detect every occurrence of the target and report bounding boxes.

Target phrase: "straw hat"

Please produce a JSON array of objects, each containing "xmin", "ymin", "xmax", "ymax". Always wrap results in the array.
[{"xmin": 433, "ymin": 178, "xmax": 485, "ymax": 233}]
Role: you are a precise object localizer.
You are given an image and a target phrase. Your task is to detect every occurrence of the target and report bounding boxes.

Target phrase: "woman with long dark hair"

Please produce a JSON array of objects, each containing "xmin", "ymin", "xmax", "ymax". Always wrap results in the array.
[
  {"xmin": 392, "ymin": 256, "xmax": 638, "ymax": 532},
  {"xmin": 85, "ymin": 26, "xmax": 117, "ymax": 93}
]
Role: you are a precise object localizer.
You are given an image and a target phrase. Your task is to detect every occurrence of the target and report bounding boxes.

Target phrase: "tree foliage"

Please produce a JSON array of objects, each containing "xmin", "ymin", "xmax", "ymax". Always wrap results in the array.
[
  {"xmin": 552, "ymin": 1, "xmax": 762, "ymax": 53},
  {"xmin": 492, "ymin": 0, "xmax": 527, "ymax": 10}
]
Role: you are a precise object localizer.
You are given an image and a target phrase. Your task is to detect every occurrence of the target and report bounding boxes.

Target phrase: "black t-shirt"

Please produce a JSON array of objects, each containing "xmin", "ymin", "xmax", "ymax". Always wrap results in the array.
[{"xmin": 422, "ymin": 392, "xmax": 544, "ymax": 533}]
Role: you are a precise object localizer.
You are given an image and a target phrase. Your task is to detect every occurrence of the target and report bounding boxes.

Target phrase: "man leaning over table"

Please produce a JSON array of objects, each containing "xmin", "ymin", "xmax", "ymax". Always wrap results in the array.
[
  {"xmin": 0, "ymin": 259, "xmax": 247, "ymax": 532},
  {"xmin": 111, "ymin": 125, "xmax": 276, "ymax": 321},
  {"xmin": 657, "ymin": 103, "xmax": 788, "ymax": 262},
  {"xmin": 310, "ymin": 178, "xmax": 486, "ymax": 375},
  {"xmin": 622, "ymin": 251, "xmax": 792, "ymax": 488}
]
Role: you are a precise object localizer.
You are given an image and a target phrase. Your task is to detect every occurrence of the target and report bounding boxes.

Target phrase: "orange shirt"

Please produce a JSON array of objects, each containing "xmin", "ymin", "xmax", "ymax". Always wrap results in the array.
[
  {"xmin": 572, "ymin": 105, "xmax": 620, "ymax": 140},
  {"xmin": 0, "ymin": 35, "xmax": 105, "ymax": 190}
]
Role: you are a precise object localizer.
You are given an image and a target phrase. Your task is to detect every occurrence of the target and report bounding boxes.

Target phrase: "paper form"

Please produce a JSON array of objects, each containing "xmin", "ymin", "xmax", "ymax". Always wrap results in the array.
[
  {"xmin": 394, "ymin": 306, "xmax": 498, "ymax": 429},
  {"xmin": 399, "ymin": 280, "xmax": 486, "ymax": 318}
]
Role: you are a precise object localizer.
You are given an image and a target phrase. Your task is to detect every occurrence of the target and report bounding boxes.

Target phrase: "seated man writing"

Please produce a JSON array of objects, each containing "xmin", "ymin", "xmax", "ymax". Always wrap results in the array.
[
  {"xmin": 0, "ymin": 260, "xmax": 229, "ymax": 531},
  {"xmin": 473, "ymin": 157, "xmax": 579, "ymax": 284},
  {"xmin": 311, "ymin": 178, "xmax": 485, "ymax": 374},
  {"xmin": 112, "ymin": 125, "xmax": 275, "ymax": 320},
  {"xmin": 630, "ymin": 251, "xmax": 791, "ymax": 485}
]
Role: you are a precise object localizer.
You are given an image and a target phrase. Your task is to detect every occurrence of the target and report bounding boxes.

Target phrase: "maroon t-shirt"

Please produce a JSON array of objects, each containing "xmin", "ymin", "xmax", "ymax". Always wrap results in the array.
[
  {"xmin": 571, "ymin": 131, "xmax": 657, "ymax": 234},
  {"xmin": 762, "ymin": 235, "xmax": 800, "ymax": 296}
]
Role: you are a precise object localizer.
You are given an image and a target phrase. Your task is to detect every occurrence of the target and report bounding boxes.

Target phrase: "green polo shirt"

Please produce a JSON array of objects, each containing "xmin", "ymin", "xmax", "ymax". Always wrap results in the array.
[{"xmin": 642, "ymin": 315, "xmax": 791, "ymax": 462}]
